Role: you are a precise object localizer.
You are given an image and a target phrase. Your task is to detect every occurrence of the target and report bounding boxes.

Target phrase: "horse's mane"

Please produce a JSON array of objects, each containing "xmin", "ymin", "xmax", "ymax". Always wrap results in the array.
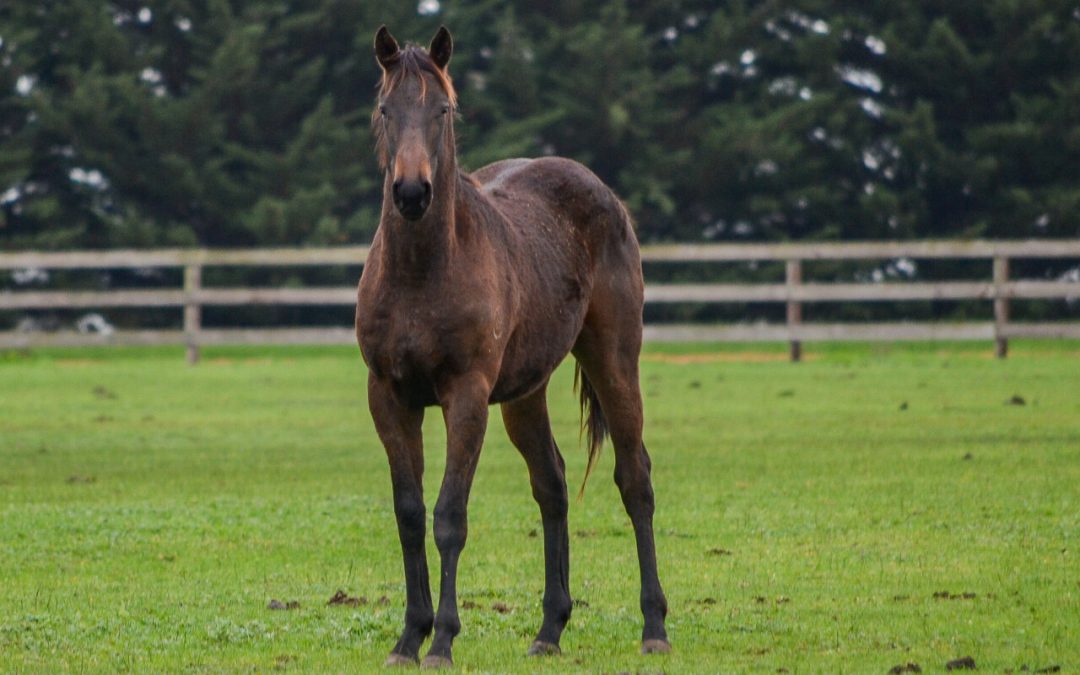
[{"xmin": 372, "ymin": 45, "xmax": 457, "ymax": 169}]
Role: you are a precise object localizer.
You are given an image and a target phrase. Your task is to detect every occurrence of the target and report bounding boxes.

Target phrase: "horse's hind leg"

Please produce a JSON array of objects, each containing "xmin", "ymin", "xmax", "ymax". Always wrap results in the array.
[
  {"xmin": 573, "ymin": 307, "xmax": 671, "ymax": 654},
  {"xmin": 501, "ymin": 385, "xmax": 572, "ymax": 655}
]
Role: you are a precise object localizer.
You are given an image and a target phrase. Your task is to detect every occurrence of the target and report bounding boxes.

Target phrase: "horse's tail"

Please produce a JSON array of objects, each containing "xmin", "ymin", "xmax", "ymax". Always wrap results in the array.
[{"xmin": 574, "ymin": 362, "xmax": 608, "ymax": 499}]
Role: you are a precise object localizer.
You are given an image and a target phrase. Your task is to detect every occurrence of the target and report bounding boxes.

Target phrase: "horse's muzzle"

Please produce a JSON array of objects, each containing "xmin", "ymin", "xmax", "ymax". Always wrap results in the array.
[{"xmin": 393, "ymin": 179, "xmax": 432, "ymax": 221}]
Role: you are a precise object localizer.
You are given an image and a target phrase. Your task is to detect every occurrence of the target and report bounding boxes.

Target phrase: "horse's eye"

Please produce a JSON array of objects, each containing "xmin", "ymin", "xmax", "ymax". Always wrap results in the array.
[
  {"xmin": 379, "ymin": 105, "xmax": 388, "ymax": 119},
  {"xmin": 440, "ymin": 105, "xmax": 450, "ymax": 116}
]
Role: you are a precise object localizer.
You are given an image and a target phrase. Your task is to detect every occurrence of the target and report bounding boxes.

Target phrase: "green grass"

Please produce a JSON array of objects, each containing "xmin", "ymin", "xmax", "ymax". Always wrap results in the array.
[{"xmin": 1, "ymin": 341, "xmax": 1077, "ymax": 673}]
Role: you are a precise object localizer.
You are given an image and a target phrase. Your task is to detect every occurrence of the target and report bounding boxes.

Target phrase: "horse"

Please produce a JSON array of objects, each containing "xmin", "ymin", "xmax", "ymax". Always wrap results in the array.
[{"xmin": 355, "ymin": 25, "xmax": 670, "ymax": 668}]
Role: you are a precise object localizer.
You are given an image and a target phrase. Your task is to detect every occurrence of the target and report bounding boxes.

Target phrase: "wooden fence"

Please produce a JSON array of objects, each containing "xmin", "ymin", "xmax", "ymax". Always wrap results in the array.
[{"xmin": 2, "ymin": 240, "xmax": 1079, "ymax": 363}]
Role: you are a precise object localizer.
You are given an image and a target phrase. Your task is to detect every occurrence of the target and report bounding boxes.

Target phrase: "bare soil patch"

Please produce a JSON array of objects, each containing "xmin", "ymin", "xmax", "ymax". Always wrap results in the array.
[
  {"xmin": 946, "ymin": 656, "xmax": 977, "ymax": 670},
  {"xmin": 326, "ymin": 590, "xmax": 366, "ymax": 607}
]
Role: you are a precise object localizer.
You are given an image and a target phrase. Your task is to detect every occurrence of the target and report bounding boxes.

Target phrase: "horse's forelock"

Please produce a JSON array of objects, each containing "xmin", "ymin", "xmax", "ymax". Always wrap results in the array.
[{"xmin": 376, "ymin": 46, "xmax": 457, "ymax": 107}]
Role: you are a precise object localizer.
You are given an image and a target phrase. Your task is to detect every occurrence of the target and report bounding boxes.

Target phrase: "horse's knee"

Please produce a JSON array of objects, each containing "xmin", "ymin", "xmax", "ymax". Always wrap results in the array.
[
  {"xmin": 432, "ymin": 503, "xmax": 467, "ymax": 553},
  {"xmin": 394, "ymin": 494, "xmax": 426, "ymax": 541}
]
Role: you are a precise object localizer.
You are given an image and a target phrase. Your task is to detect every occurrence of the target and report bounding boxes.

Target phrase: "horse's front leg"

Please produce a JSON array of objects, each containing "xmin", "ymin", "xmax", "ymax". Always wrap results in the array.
[
  {"xmin": 368, "ymin": 375, "xmax": 432, "ymax": 666},
  {"xmin": 422, "ymin": 372, "xmax": 492, "ymax": 668}
]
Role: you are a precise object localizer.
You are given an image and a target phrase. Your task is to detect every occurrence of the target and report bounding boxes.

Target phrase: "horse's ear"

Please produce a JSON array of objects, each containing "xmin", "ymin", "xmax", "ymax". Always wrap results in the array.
[
  {"xmin": 374, "ymin": 25, "xmax": 400, "ymax": 70},
  {"xmin": 429, "ymin": 26, "xmax": 453, "ymax": 70}
]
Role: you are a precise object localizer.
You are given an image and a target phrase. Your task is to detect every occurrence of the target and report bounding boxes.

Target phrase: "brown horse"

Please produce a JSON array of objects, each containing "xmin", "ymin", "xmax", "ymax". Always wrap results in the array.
[{"xmin": 355, "ymin": 25, "xmax": 669, "ymax": 668}]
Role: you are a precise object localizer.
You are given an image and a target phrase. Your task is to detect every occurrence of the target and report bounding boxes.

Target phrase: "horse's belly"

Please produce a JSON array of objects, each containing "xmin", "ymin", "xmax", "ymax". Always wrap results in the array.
[
  {"xmin": 489, "ymin": 319, "xmax": 581, "ymax": 404},
  {"xmin": 489, "ymin": 365, "xmax": 549, "ymax": 403}
]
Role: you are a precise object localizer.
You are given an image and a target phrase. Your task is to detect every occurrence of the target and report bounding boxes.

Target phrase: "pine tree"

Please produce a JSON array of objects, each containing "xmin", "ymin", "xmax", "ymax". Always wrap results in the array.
[{"xmin": 1, "ymin": 0, "xmax": 1078, "ymax": 252}]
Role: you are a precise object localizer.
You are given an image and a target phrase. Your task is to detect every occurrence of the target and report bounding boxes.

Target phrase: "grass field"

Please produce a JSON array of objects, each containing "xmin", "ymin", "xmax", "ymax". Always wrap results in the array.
[{"xmin": 1, "ymin": 341, "xmax": 1077, "ymax": 673}]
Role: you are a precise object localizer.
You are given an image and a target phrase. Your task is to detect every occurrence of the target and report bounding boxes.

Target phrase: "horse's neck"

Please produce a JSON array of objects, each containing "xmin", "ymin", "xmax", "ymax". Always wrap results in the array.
[{"xmin": 378, "ymin": 167, "xmax": 475, "ymax": 282}]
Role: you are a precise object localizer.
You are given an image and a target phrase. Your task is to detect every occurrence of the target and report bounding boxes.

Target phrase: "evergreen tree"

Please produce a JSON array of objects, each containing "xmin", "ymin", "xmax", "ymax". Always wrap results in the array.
[{"xmin": 1, "ymin": 0, "xmax": 1077, "ymax": 251}]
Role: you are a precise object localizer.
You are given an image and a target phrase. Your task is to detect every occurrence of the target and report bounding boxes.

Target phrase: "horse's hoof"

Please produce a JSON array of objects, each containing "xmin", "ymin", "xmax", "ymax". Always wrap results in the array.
[
  {"xmin": 527, "ymin": 640, "xmax": 561, "ymax": 656},
  {"xmin": 420, "ymin": 654, "xmax": 453, "ymax": 669},
  {"xmin": 384, "ymin": 652, "xmax": 419, "ymax": 667},
  {"xmin": 641, "ymin": 639, "xmax": 672, "ymax": 654}
]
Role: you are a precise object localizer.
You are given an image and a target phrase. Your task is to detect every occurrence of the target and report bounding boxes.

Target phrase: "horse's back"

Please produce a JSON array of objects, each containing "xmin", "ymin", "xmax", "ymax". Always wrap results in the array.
[{"xmin": 474, "ymin": 156, "xmax": 622, "ymax": 216}]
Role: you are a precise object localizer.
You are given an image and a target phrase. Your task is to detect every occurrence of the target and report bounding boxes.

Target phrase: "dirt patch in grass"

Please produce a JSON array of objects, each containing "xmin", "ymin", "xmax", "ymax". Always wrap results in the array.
[
  {"xmin": 933, "ymin": 591, "xmax": 977, "ymax": 600},
  {"xmin": 327, "ymin": 590, "xmax": 366, "ymax": 607},
  {"xmin": 946, "ymin": 656, "xmax": 977, "ymax": 670},
  {"xmin": 888, "ymin": 663, "xmax": 922, "ymax": 674},
  {"xmin": 267, "ymin": 599, "xmax": 299, "ymax": 610},
  {"xmin": 92, "ymin": 385, "xmax": 117, "ymax": 399}
]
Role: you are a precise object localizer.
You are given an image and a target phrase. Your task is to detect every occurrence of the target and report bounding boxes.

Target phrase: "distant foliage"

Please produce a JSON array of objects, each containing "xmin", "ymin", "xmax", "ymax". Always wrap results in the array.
[{"xmin": 1, "ymin": 1, "xmax": 1078, "ymax": 249}]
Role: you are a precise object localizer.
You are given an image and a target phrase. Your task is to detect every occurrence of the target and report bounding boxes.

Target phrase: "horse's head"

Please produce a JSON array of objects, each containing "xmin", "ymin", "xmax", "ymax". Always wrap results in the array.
[{"xmin": 373, "ymin": 26, "xmax": 456, "ymax": 222}]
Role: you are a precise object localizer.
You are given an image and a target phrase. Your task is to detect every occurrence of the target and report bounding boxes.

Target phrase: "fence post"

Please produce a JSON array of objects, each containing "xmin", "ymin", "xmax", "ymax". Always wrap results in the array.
[
  {"xmin": 993, "ymin": 256, "xmax": 1009, "ymax": 359},
  {"xmin": 786, "ymin": 258, "xmax": 802, "ymax": 362},
  {"xmin": 183, "ymin": 264, "xmax": 202, "ymax": 364}
]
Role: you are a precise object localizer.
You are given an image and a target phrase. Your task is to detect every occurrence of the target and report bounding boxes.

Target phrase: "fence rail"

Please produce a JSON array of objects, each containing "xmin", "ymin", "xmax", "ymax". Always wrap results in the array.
[{"xmin": 2, "ymin": 240, "xmax": 1079, "ymax": 363}]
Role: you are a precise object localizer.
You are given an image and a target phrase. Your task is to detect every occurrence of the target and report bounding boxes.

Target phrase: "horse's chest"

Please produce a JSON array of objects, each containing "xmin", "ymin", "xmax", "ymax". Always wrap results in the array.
[
  {"xmin": 360, "ymin": 323, "xmax": 436, "ymax": 407},
  {"xmin": 361, "ymin": 307, "xmax": 439, "ymax": 374},
  {"xmin": 358, "ymin": 299, "xmax": 483, "ymax": 403}
]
